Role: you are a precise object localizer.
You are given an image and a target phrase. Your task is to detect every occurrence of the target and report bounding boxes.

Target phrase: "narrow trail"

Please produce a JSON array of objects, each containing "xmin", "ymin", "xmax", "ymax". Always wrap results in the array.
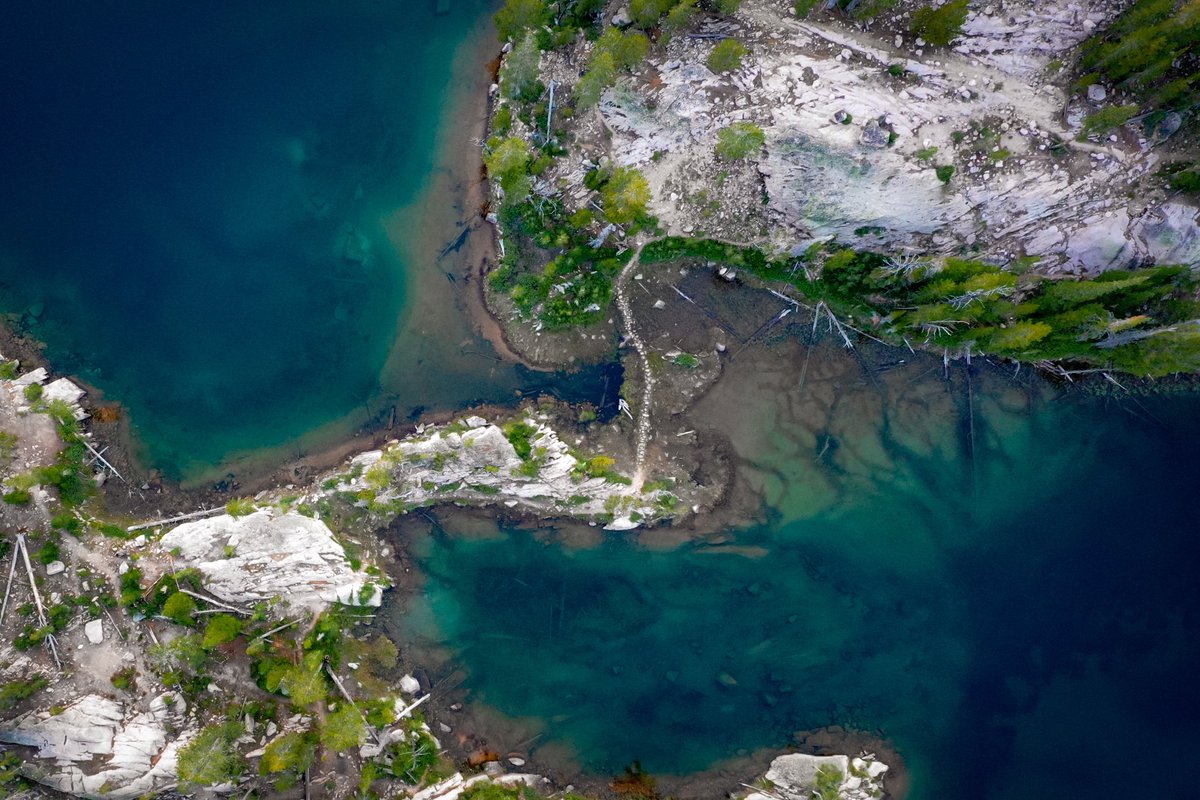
[{"xmin": 615, "ymin": 240, "xmax": 653, "ymax": 491}]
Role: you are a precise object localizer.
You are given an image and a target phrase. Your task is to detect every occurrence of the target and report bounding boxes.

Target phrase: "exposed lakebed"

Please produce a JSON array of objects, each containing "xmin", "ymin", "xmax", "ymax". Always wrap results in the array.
[{"xmin": 390, "ymin": 338, "xmax": 1200, "ymax": 799}]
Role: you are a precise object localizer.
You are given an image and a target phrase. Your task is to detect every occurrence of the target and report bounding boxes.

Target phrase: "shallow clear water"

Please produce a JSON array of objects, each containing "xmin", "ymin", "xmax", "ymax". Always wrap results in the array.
[
  {"xmin": 0, "ymin": 0, "xmax": 524, "ymax": 480},
  {"xmin": 399, "ymin": 348, "xmax": 1200, "ymax": 798}
]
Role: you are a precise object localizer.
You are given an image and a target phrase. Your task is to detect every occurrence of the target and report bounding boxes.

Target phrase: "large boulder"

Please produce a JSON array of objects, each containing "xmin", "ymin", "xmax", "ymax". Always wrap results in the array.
[
  {"xmin": 742, "ymin": 752, "xmax": 890, "ymax": 800},
  {"xmin": 158, "ymin": 509, "xmax": 382, "ymax": 612},
  {"xmin": 0, "ymin": 693, "xmax": 190, "ymax": 800}
]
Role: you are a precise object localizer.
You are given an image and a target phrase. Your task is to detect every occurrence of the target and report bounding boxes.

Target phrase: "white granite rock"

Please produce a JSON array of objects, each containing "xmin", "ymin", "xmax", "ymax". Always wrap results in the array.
[
  {"xmin": 84, "ymin": 619, "xmax": 104, "ymax": 644},
  {"xmin": 158, "ymin": 509, "xmax": 381, "ymax": 612},
  {"xmin": 0, "ymin": 693, "xmax": 190, "ymax": 800}
]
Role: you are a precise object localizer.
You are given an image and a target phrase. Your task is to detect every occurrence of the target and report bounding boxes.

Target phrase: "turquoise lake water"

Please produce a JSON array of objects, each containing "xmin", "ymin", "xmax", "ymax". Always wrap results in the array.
[
  {"xmin": 398, "ymin": 347, "xmax": 1200, "ymax": 799},
  {"xmin": 0, "ymin": 1, "xmax": 523, "ymax": 480}
]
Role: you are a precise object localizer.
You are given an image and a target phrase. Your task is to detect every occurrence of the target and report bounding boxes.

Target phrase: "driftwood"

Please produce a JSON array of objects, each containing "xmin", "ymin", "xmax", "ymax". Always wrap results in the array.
[
  {"xmin": 0, "ymin": 538, "xmax": 18, "ymax": 624},
  {"xmin": 175, "ymin": 588, "xmax": 251, "ymax": 616},
  {"xmin": 128, "ymin": 506, "xmax": 227, "ymax": 532},
  {"xmin": 17, "ymin": 534, "xmax": 61, "ymax": 669},
  {"xmin": 82, "ymin": 438, "xmax": 128, "ymax": 485},
  {"xmin": 395, "ymin": 693, "xmax": 431, "ymax": 720}
]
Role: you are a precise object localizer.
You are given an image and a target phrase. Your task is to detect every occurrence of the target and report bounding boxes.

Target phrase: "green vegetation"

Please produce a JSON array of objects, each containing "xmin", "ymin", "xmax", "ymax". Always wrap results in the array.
[
  {"xmin": 936, "ymin": 164, "xmax": 956, "ymax": 183},
  {"xmin": 794, "ymin": 0, "xmax": 820, "ymax": 16},
  {"xmin": 707, "ymin": 39, "xmax": 747, "ymax": 73},
  {"xmin": 909, "ymin": 0, "xmax": 969, "ymax": 46},
  {"xmin": 202, "ymin": 614, "xmax": 243, "ymax": 648},
  {"xmin": 600, "ymin": 166, "xmax": 651, "ymax": 224},
  {"xmin": 502, "ymin": 420, "xmax": 538, "ymax": 460},
  {"xmin": 260, "ymin": 730, "xmax": 317, "ymax": 787},
  {"xmin": 485, "ymin": 136, "xmax": 533, "ymax": 205},
  {"xmin": 1080, "ymin": 104, "xmax": 1139, "ymax": 138},
  {"xmin": 715, "ymin": 122, "xmax": 765, "ymax": 160},
  {"xmin": 389, "ymin": 727, "xmax": 440, "ymax": 784},
  {"xmin": 501, "ymin": 34, "xmax": 542, "ymax": 102},
  {"xmin": 0, "ymin": 674, "xmax": 48, "ymax": 711},
  {"xmin": 494, "ymin": 0, "xmax": 549, "ymax": 43},
  {"xmin": 665, "ymin": 0, "xmax": 699, "ymax": 30},
  {"xmin": 641, "ymin": 236, "xmax": 1200, "ymax": 377},
  {"xmin": 162, "ymin": 591, "xmax": 198, "ymax": 626},
  {"xmin": 320, "ymin": 704, "xmax": 366, "ymax": 753},
  {"xmin": 110, "ymin": 667, "xmax": 137, "ymax": 691},
  {"xmin": 225, "ymin": 498, "xmax": 257, "ymax": 518},
  {"xmin": 1077, "ymin": 0, "xmax": 1200, "ymax": 113},
  {"xmin": 576, "ymin": 28, "xmax": 651, "ymax": 108},
  {"xmin": 23, "ymin": 383, "xmax": 43, "ymax": 402},
  {"xmin": 813, "ymin": 765, "xmax": 844, "ymax": 800},
  {"xmin": 1160, "ymin": 161, "xmax": 1200, "ymax": 193},
  {"xmin": 177, "ymin": 722, "xmax": 245, "ymax": 787}
]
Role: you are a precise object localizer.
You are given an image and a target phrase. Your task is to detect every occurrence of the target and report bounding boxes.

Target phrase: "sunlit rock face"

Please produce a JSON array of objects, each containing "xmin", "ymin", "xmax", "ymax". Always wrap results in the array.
[
  {"xmin": 0, "ymin": 693, "xmax": 191, "ymax": 800},
  {"xmin": 159, "ymin": 509, "xmax": 381, "ymax": 611}
]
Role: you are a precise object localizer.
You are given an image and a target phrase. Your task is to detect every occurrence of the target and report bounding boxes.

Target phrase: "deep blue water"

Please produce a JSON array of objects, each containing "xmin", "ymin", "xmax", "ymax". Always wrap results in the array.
[
  {"xmin": 402, "ymin": 366, "xmax": 1200, "ymax": 798},
  {"xmin": 0, "ymin": 1, "xmax": 516, "ymax": 479}
]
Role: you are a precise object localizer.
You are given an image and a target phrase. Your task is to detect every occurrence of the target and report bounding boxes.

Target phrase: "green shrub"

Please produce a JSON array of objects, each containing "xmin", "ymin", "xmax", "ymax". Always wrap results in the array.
[
  {"xmin": 1081, "ymin": 104, "xmax": 1140, "ymax": 138},
  {"xmin": 1160, "ymin": 162, "xmax": 1200, "ymax": 193},
  {"xmin": 178, "ymin": 722, "xmax": 244, "ymax": 787},
  {"xmin": 260, "ymin": 731, "xmax": 317, "ymax": 785},
  {"xmin": 715, "ymin": 122, "xmax": 765, "ymax": 160},
  {"xmin": 494, "ymin": 0, "xmax": 549, "ymax": 42},
  {"xmin": 225, "ymin": 497, "xmax": 256, "ymax": 517},
  {"xmin": 110, "ymin": 667, "xmax": 137, "ymax": 692},
  {"xmin": 389, "ymin": 729, "xmax": 440, "ymax": 784},
  {"xmin": 23, "ymin": 383, "xmax": 43, "ymax": 402},
  {"xmin": 320, "ymin": 705, "xmax": 365, "ymax": 753},
  {"xmin": 162, "ymin": 591, "xmax": 197, "ymax": 626},
  {"xmin": 814, "ymin": 765, "xmax": 844, "ymax": 800},
  {"xmin": 0, "ymin": 674, "xmax": 48, "ymax": 710},
  {"xmin": 36, "ymin": 539, "xmax": 59, "ymax": 565},
  {"xmin": 203, "ymin": 614, "xmax": 243, "ymax": 648},
  {"xmin": 630, "ymin": 0, "xmax": 672, "ymax": 27},
  {"xmin": 485, "ymin": 136, "xmax": 533, "ymax": 204},
  {"xmin": 936, "ymin": 164, "xmax": 956, "ymax": 183},
  {"xmin": 600, "ymin": 166, "xmax": 651, "ymax": 223},
  {"xmin": 1077, "ymin": 0, "xmax": 1200, "ymax": 112},
  {"xmin": 707, "ymin": 39, "xmax": 747, "ymax": 73},
  {"xmin": 910, "ymin": 0, "xmax": 969, "ymax": 46},
  {"xmin": 501, "ymin": 33, "xmax": 542, "ymax": 102}
]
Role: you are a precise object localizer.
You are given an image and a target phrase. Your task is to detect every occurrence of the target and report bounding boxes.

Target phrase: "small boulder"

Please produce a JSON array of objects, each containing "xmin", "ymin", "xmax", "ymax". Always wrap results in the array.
[
  {"xmin": 45, "ymin": 561, "xmax": 66, "ymax": 576},
  {"xmin": 400, "ymin": 675, "xmax": 422, "ymax": 695},
  {"xmin": 860, "ymin": 118, "xmax": 890, "ymax": 148},
  {"xmin": 1086, "ymin": 84, "xmax": 1107, "ymax": 104},
  {"xmin": 84, "ymin": 620, "xmax": 104, "ymax": 645}
]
